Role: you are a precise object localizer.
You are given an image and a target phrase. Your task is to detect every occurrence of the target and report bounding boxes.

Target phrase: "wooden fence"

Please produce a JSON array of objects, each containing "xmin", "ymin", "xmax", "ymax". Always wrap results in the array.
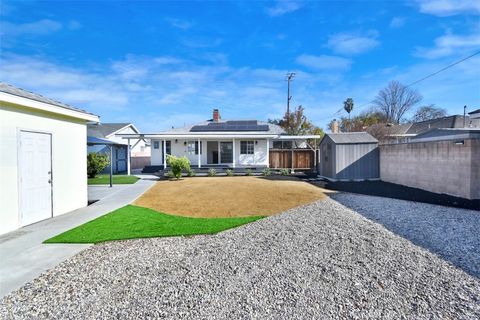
[
  {"xmin": 131, "ymin": 156, "xmax": 151, "ymax": 170},
  {"xmin": 269, "ymin": 149, "xmax": 316, "ymax": 170}
]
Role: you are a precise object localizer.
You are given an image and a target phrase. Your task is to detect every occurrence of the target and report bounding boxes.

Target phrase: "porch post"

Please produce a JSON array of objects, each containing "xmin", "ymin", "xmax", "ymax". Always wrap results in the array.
[
  {"xmin": 232, "ymin": 138, "xmax": 236, "ymax": 168},
  {"xmin": 127, "ymin": 138, "xmax": 131, "ymax": 176},
  {"xmin": 266, "ymin": 139, "xmax": 270, "ymax": 168},
  {"xmin": 198, "ymin": 138, "xmax": 201, "ymax": 168},
  {"xmin": 109, "ymin": 145, "xmax": 113, "ymax": 188},
  {"xmin": 291, "ymin": 143, "xmax": 295, "ymax": 174},
  {"xmin": 163, "ymin": 139, "xmax": 167, "ymax": 168}
]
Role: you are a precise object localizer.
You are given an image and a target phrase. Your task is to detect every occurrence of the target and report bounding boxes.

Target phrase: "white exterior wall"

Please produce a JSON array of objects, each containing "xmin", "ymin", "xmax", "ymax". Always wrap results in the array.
[
  {"xmin": 150, "ymin": 138, "xmax": 268, "ymax": 167},
  {"xmin": 0, "ymin": 104, "xmax": 88, "ymax": 235}
]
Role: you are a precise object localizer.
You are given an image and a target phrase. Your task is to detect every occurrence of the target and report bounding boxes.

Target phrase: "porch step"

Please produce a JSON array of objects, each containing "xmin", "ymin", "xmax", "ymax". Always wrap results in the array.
[{"xmin": 142, "ymin": 165, "xmax": 164, "ymax": 173}]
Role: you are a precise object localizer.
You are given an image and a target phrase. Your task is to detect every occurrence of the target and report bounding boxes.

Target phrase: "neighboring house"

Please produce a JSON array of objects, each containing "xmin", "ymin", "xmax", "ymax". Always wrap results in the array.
[
  {"xmin": 370, "ymin": 115, "xmax": 480, "ymax": 144},
  {"xmin": 87, "ymin": 123, "xmax": 150, "ymax": 173},
  {"xmin": 117, "ymin": 109, "xmax": 321, "ymax": 173},
  {"xmin": 468, "ymin": 108, "xmax": 480, "ymax": 119},
  {"xmin": 0, "ymin": 82, "xmax": 99, "ymax": 235},
  {"xmin": 319, "ymin": 132, "xmax": 379, "ymax": 181}
]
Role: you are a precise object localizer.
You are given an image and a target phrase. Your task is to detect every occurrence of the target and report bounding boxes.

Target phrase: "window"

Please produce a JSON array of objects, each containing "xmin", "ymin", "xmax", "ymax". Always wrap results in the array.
[
  {"xmin": 187, "ymin": 141, "xmax": 202, "ymax": 155},
  {"xmin": 165, "ymin": 141, "xmax": 171, "ymax": 155},
  {"xmin": 240, "ymin": 141, "xmax": 254, "ymax": 154},
  {"xmin": 153, "ymin": 141, "xmax": 159, "ymax": 149},
  {"xmin": 140, "ymin": 146, "xmax": 145, "ymax": 152}
]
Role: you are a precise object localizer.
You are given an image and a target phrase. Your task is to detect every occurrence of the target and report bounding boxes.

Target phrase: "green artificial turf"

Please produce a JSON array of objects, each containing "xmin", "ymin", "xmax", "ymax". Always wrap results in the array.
[
  {"xmin": 44, "ymin": 205, "xmax": 263, "ymax": 244},
  {"xmin": 88, "ymin": 174, "xmax": 139, "ymax": 185}
]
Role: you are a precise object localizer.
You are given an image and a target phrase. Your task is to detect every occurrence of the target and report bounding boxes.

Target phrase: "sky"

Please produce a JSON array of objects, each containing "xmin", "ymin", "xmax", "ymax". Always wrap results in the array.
[{"xmin": 1, "ymin": 0, "xmax": 479, "ymax": 132}]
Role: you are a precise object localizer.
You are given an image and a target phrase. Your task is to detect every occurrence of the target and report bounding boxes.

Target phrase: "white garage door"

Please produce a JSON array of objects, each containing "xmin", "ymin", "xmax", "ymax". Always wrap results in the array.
[{"xmin": 19, "ymin": 131, "xmax": 53, "ymax": 226}]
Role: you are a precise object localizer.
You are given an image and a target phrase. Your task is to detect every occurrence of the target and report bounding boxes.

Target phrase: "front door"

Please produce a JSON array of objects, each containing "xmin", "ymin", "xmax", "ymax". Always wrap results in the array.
[
  {"xmin": 19, "ymin": 131, "xmax": 53, "ymax": 226},
  {"xmin": 220, "ymin": 142, "xmax": 233, "ymax": 164}
]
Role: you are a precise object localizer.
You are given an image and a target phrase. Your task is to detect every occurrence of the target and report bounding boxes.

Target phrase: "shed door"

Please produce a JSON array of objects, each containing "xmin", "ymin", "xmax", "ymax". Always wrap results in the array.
[{"xmin": 19, "ymin": 131, "xmax": 53, "ymax": 226}]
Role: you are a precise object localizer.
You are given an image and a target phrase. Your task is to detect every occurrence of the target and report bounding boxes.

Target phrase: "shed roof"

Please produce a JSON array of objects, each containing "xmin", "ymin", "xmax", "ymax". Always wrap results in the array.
[
  {"xmin": 0, "ymin": 82, "xmax": 96, "ymax": 117},
  {"xmin": 326, "ymin": 132, "xmax": 378, "ymax": 144}
]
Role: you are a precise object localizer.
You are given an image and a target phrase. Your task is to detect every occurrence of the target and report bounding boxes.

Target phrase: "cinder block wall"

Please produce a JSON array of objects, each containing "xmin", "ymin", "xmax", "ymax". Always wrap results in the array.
[{"xmin": 380, "ymin": 139, "xmax": 479, "ymax": 200}]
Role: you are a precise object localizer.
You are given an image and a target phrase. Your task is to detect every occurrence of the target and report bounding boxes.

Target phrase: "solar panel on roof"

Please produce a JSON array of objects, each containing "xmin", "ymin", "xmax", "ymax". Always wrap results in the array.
[{"xmin": 190, "ymin": 120, "xmax": 269, "ymax": 132}]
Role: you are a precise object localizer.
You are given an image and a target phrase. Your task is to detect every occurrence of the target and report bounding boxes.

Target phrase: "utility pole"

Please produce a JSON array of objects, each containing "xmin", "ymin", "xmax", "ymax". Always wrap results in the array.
[
  {"xmin": 286, "ymin": 72, "xmax": 295, "ymax": 126},
  {"xmin": 464, "ymin": 105, "xmax": 467, "ymax": 128}
]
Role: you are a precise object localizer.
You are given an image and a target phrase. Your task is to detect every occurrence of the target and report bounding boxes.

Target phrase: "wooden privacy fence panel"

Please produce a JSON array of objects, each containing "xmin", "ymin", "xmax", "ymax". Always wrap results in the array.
[
  {"xmin": 131, "ymin": 156, "xmax": 151, "ymax": 170},
  {"xmin": 269, "ymin": 150, "xmax": 315, "ymax": 169}
]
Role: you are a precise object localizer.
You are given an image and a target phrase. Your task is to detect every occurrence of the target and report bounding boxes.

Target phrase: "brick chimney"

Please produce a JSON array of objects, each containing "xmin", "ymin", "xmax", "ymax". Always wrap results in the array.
[
  {"xmin": 332, "ymin": 119, "xmax": 339, "ymax": 133},
  {"xmin": 213, "ymin": 109, "xmax": 220, "ymax": 122}
]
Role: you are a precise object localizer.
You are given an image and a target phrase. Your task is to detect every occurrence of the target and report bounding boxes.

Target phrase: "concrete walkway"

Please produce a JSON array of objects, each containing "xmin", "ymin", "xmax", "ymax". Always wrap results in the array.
[{"xmin": 0, "ymin": 178, "xmax": 157, "ymax": 298}]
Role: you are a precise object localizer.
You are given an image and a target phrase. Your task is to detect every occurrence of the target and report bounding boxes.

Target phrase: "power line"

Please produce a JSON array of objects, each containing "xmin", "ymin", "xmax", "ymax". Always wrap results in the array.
[
  {"xmin": 405, "ymin": 50, "xmax": 480, "ymax": 88},
  {"xmin": 320, "ymin": 50, "xmax": 480, "ymax": 121}
]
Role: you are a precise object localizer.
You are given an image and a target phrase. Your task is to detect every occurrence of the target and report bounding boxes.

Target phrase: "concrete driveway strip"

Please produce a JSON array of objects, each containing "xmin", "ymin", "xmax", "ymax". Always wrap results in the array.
[{"xmin": 0, "ymin": 178, "xmax": 156, "ymax": 298}]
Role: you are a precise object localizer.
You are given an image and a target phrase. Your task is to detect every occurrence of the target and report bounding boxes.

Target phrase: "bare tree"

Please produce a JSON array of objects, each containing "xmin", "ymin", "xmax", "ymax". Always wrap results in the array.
[
  {"xmin": 412, "ymin": 104, "xmax": 447, "ymax": 122},
  {"xmin": 372, "ymin": 81, "xmax": 422, "ymax": 124}
]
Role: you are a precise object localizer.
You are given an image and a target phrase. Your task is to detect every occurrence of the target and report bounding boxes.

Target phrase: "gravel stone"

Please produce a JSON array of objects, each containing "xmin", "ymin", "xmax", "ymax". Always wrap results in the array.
[
  {"xmin": 1, "ymin": 197, "xmax": 479, "ymax": 319},
  {"xmin": 330, "ymin": 192, "xmax": 480, "ymax": 278}
]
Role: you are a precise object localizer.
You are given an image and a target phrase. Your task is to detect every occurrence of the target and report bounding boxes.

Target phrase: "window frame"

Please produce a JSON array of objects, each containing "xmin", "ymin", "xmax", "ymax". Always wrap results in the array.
[{"xmin": 240, "ymin": 140, "xmax": 254, "ymax": 155}]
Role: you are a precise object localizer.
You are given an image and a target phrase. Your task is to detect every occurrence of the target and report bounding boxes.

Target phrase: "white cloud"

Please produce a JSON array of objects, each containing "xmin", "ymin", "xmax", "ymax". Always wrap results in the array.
[
  {"xmin": 166, "ymin": 18, "xmax": 193, "ymax": 30},
  {"xmin": 0, "ymin": 19, "xmax": 62, "ymax": 36},
  {"xmin": 266, "ymin": 1, "xmax": 302, "ymax": 17},
  {"xmin": 295, "ymin": 54, "xmax": 352, "ymax": 70},
  {"xmin": 415, "ymin": 0, "xmax": 480, "ymax": 17},
  {"xmin": 326, "ymin": 32, "xmax": 380, "ymax": 55},
  {"xmin": 389, "ymin": 17, "xmax": 405, "ymax": 28},
  {"xmin": 0, "ymin": 55, "xmax": 130, "ymax": 110},
  {"xmin": 416, "ymin": 32, "xmax": 480, "ymax": 59},
  {"xmin": 67, "ymin": 20, "xmax": 82, "ymax": 30}
]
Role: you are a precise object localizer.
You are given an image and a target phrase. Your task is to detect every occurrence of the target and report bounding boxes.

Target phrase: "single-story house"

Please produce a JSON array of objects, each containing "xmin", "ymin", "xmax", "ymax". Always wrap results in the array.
[
  {"xmin": 370, "ymin": 115, "xmax": 480, "ymax": 144},
  {"xmin": 117, "ymin": 109, "xmax": 321, "ymax": 173},
  {"xmin": 319, "ymin": 132, "xmax": 379, "ymax": 181},
  {"xmin": 87, "ymin": 123, "xmax": 150, "ymax": 173},
  {"xmin": 0, "ymin": 83, "xmax": 99, "ymax": 235},
  {"xmin": 468, "ymin": 108, "xmax": 480, "ymax": 119}
]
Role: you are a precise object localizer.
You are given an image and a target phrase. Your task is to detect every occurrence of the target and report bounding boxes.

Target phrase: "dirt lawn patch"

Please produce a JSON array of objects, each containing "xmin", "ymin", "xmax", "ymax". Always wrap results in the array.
[{"xmin": 134, "ymin": 176, "xmax": 327, "ymax": 217}]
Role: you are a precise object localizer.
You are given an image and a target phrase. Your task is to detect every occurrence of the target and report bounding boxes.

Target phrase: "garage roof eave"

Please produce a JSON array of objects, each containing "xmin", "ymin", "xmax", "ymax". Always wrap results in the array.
[{"xmin": 0, "ymin": 92, "xmax": 100, "ymax": 122}]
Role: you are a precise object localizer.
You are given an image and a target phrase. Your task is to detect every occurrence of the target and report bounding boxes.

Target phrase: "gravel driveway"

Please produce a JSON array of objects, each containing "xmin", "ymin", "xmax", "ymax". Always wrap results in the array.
[
  {"xmin": 1, "ymin": 197, "xmax": 479, "ymax": 319},
  {"xmin": 331, "ymin": 193, "xmax": 480, "ymax": 278}
]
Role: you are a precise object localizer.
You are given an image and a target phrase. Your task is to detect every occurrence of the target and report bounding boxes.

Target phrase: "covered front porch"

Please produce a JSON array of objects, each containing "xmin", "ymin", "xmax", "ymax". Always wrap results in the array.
[{"xmin": 151, "ymin": 137, "xmax": 271, "ymax": 169}]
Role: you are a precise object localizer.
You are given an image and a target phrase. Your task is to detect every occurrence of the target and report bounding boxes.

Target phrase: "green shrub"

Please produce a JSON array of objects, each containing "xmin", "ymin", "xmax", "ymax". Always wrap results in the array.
[
  {"xmin": 280, "ymin": 168, "xmax": 290, "ymax": 176},
  {"xmin": 166, "ymin": 171, "xmax": 176, "ymax": 179},
  {"xmin": 262, "ymin": 168, "xmax": 272, "ymax": 176},
  {"xmin": 245, "ymin": 168, "xmax": 254, "ymax": 176},
  {"xmin": 208, "ymin": 168, "xmax": 217, "ymax": 177},
  {"xmin": 186, "ymin": 168, "xmax": 196, "ymax": 177},
  {"xmin": 166, "ymin": 155, "xmax": 191, "ymax": 180},
  {"xmin": 87, "ymin": 153, "xmax": 110, "ymax": 178},
  {"xmin": 225, "ymin": 169, "xmax": 234, "ymax": 176}
]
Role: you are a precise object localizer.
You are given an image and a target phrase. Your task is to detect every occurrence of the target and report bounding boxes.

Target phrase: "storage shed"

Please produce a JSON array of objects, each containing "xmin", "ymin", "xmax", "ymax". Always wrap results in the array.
[
  {"xmin": 0, "ymin": 83, "xmax": 99, "ymax": 235},
  {"xmin": 319, "ymin": 132, "xmax": 379, "ymax": 180}
]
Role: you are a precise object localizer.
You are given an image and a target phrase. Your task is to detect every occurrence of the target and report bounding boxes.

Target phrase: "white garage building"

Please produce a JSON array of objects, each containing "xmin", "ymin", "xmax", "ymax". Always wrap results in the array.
[{"xmin": 0, "ymin": 83, "xmax": 99, "ymax": 235}]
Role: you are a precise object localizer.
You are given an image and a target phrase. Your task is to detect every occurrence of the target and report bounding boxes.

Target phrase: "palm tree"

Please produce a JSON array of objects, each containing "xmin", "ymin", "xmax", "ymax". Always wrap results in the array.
[{"xmin": 343, "ymin": 98, "xmax": 354, "ymax": 131}]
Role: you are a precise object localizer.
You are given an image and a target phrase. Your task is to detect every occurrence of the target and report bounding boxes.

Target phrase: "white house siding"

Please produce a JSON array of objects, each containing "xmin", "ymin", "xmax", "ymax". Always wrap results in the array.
[
  {"xmin": 150, "ymin": 138, "xmax": 268, "ymax": 167},
  {"xmin": 0, "ymin": 104, "xmax": 88, "ymax": 235}
]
